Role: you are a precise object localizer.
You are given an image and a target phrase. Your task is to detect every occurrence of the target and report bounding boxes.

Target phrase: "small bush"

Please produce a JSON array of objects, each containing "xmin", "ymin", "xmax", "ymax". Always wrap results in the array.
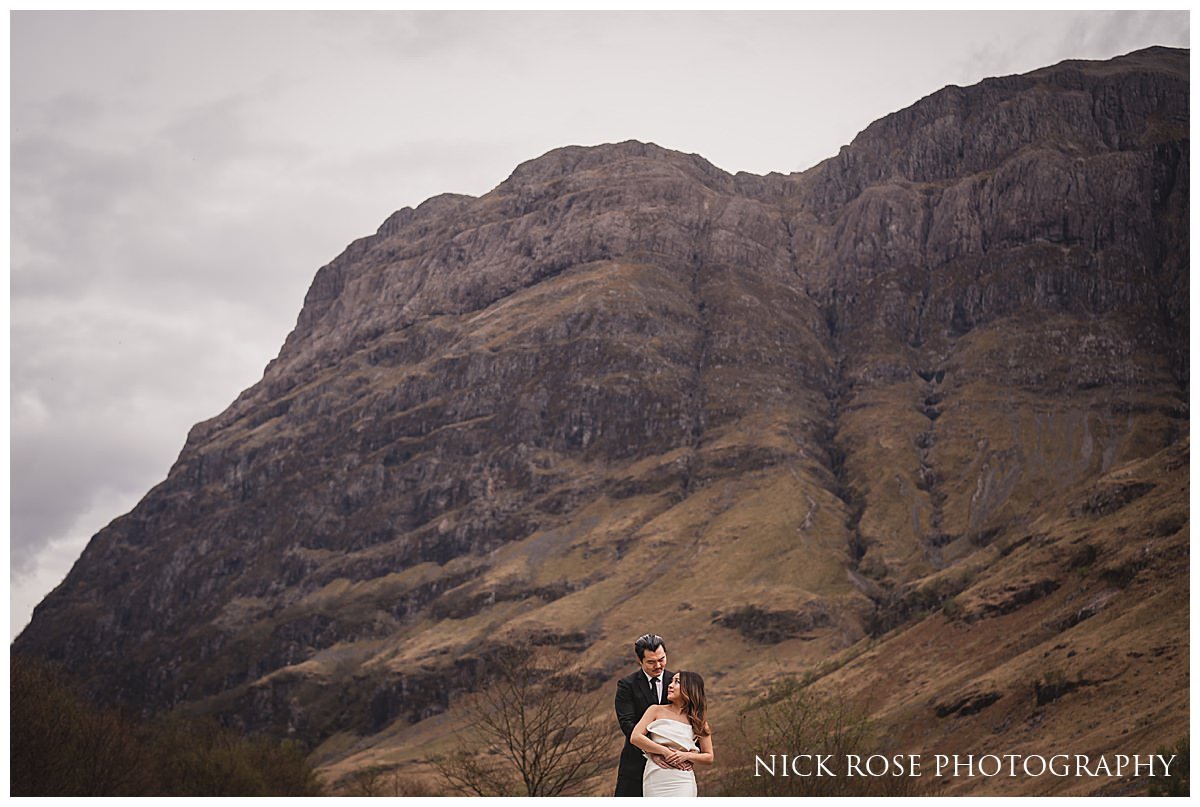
[
  {"xmin": 712, "ymin": 676, "xmax": 933, "ymax": 796},
  {"xmin": 341, "ymin": 765, "xmax": 440, "ymax": 796},
  {"xmin": 1148, "ymin": 736, "xmax": 1188, "ymax": 796}
]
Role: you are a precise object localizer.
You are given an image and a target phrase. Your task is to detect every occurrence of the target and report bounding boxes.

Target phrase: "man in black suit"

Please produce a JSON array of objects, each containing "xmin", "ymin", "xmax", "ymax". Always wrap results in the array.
[{"xmin": 613, "ymin": 633, "xmax": 691, "ymax": 796}]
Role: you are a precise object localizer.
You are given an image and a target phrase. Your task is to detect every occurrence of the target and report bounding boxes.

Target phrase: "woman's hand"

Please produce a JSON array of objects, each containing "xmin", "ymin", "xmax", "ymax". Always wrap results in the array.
[{"xmin": 664, "ymin": 749, "xmax": 691, "ymax": 767}]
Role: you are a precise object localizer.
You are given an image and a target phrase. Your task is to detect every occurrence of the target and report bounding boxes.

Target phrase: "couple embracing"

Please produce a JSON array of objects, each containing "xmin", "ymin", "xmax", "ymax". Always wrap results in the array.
[{"xmin": 614, "ymin": 633, "xmax": 714, "ymax": 797}]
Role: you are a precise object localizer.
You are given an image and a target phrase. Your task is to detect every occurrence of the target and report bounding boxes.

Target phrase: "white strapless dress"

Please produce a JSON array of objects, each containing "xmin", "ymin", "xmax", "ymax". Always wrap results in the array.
[{"xmin": 642, "ymin": 718, "xmax": 699, "ymax": 797}]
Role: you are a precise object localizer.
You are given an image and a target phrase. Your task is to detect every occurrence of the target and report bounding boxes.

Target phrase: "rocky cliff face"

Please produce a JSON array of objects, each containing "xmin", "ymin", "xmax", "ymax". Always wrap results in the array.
[{"xmin": 15, "ymin": 47, "xmax": 1188, "ymax": 795}]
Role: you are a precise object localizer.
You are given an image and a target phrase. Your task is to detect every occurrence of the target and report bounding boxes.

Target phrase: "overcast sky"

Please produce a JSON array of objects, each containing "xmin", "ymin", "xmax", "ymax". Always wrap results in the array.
[{"xmin": 8, "ymin": 10, "xmax": 1190, "ymax": 639}]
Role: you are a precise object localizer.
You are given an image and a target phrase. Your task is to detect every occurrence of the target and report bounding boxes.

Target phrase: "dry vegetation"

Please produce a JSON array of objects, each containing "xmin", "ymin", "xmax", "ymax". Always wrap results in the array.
[{"xmin": 10, "ymin": 656, "xmax": 322, "ymax": 796}]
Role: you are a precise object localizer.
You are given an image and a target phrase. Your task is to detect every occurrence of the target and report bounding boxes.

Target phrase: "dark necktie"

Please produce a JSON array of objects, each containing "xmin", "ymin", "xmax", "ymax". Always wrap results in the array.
[{"xmin": 650, "ymin": 676, "xmax": 660, "ymax": 703}]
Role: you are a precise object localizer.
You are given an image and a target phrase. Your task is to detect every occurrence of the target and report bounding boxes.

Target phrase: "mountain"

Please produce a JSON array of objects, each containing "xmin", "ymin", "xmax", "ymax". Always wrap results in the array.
[{"xmin": 14, "ymin": 46, "xmax": 1188, "ymax": 795}]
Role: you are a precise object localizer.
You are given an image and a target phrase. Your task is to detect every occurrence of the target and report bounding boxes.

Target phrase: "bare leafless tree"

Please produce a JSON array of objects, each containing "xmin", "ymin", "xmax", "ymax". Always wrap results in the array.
[{"xmin": 433, "ymin": 648, "xmax": 616, "ymax": 796}]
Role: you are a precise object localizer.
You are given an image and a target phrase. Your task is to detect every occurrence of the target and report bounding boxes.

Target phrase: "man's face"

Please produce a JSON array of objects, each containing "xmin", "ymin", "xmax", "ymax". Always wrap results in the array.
[{"xmin": 639, "ymin": 646, "xmax": 667, "ymax": 677}]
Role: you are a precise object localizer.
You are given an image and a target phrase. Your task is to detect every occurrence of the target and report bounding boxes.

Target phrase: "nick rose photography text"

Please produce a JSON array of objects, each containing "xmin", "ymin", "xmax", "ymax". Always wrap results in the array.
[{"xmin": 753, "ymin": 753, "xmax": 1179, "ymax": 779}]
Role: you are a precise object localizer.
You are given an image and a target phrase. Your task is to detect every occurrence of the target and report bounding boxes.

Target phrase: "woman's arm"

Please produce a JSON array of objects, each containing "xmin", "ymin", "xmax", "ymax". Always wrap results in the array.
[
  {"xmin": 664, "ymin": 732, "xmax": 714, "ymax": 767},
  {"xmin": 629, "ymin": 706, "xmax": 674, "ymax": 758}
]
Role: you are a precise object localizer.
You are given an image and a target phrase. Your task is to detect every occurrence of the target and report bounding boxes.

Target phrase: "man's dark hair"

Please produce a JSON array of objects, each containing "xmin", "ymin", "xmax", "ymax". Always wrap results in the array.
[{"xmin": 634, "ymin": 633, "xmax": 666, "ymax": 660}]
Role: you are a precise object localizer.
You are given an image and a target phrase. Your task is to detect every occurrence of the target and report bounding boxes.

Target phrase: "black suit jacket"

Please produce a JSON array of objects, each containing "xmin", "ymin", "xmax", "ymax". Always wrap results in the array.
[{"xmin": 614, "ymin": 668, "xmax": 673, "ymax": 796}]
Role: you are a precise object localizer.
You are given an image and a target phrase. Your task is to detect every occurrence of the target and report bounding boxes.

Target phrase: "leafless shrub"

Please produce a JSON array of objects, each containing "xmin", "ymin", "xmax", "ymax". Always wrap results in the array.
[
  {"xmin": 713, "ymin": 676, "xmax": 934, "ymax": 797},
  {"xmin": 432, "ymin": 648, "xmax": 616, "ymax": 796}
]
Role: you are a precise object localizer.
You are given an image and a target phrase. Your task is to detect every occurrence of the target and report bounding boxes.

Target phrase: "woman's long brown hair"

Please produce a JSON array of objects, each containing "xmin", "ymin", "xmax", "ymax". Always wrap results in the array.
[{"xmin": 675, "ymin": 671, "xmax": 710, "ymax": 737}]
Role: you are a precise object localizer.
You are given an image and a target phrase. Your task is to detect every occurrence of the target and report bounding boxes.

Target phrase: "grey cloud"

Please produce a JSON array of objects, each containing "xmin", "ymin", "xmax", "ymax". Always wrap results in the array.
[
  {"xmin": 320, "ymin": 10, "xmax": 495, "ymax": 60},
  {"xmin": 11, "ymin": 422, "xmax": 162, "ymax": 575},
  {"xmin": 10, "ymin": 296, "xmax": 281, "ymax": 571},
  {"xmin": 15, "ymin": 90, "xmax": 106, "ymax": 134},
  {"xmin": 12, "ymin": 137, "xmax": 154, "ymax": 256},
  {"xmin": 13, "ymin": 90, "xmax": 327, "ymax": 301},
  {"xmin": 1061, "ymin": 11, "xmax": 1188, "ymax": 58}
]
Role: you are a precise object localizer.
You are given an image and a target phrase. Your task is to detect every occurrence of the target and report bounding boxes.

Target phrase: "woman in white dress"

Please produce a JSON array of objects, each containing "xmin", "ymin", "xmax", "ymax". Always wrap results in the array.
[{"xmin": 630, "ymin": 671, "xmax": 714, "ymax": 796}]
